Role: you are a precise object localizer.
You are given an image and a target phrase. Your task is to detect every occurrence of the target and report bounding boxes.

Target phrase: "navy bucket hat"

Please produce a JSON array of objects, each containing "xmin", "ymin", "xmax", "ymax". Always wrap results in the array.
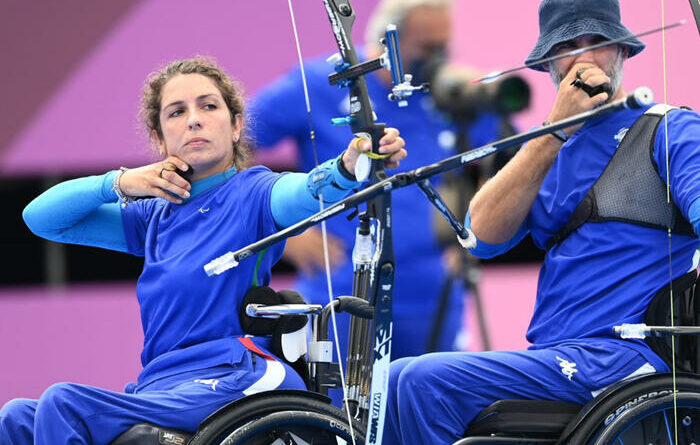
[{"xmin": 525, "ymin": 0, "xmax": 645, "ymax": 72}]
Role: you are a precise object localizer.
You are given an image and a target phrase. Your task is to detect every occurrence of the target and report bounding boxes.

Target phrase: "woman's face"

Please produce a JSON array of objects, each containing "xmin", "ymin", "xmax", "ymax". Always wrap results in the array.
[{"xmin": 154, "ymin": 73, "xmax": 242, "ymax": 181}]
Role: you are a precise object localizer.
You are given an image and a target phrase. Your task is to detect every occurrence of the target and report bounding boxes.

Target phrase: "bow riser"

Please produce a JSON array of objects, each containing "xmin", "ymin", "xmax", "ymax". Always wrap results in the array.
[
  {"xmin": 324, "ymin": 0, "xmax": 388, "ymax": 164},
  {"xmin": 322, "ymin": 2, "xmax": 395, "ymax": 442}
]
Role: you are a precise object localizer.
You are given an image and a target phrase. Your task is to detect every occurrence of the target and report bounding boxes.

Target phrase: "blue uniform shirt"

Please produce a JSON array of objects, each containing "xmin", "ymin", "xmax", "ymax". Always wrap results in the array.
[
  {"xmin": 122, "ymin": 166, "xmax": 285, "ymax": 376},
  {"xmin": 251, "ymin": 52, "xmax": 503, "ymax": 318},
  {"xmin": 468, "ymin": 105, "xmax": 700, "ymax": 370}
]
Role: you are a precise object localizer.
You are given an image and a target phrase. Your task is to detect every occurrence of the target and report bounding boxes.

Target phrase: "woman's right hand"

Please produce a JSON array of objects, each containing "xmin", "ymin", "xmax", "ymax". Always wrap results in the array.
[{"xmin": 118, "ymin": 156, "xmax": 192, "ymax": 204}]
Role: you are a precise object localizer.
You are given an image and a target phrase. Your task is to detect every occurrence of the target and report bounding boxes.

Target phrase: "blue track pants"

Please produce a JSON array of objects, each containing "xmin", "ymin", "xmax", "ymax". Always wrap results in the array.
[
  {"xmin": 0, "ymin": 351, "xmax": 304, "ymax": 444},
  {"xmin": 383, "ymin": 340, "xmax": 664, "ymax": 444}
]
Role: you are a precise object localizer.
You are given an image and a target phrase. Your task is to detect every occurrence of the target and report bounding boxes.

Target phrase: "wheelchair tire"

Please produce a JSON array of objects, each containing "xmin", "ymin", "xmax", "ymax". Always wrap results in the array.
[
  {"xmin": 592, "ymin": 392, "xmax": 700, "ymax": 444},
  {"xmin": 563, "ymin": 373, "xmax": 700, "ymax": 444},
  {"xmin": 219, "ymin": 409, "xmax": 364, "ymax": 444},
  {"xmin": 187, "ymin": 390, "xmax": 365, "ymax": 445}
]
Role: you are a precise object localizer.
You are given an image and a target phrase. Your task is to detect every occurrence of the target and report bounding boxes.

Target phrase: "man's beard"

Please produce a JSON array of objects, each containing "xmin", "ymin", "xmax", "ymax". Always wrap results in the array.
[{"xmin": 549, "ymin": 49, "xmax": 624, "ymax": 103}]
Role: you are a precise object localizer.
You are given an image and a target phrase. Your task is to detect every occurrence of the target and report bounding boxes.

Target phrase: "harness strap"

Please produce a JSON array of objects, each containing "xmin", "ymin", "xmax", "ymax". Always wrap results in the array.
[{"xmin": 546, "ymin": 106, "xmax": 694, "ymax": 250}]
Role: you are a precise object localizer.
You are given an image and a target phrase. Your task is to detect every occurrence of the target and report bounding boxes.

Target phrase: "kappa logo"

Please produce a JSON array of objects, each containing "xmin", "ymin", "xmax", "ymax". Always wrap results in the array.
[
  {"xmin": 614, "ymin": 127, "xmax": 629, "ymax": 145},
  {"xmin": 194, "ymin": 378, "xmax": 219, "ymax": 391},
  {"xmin": 556, "ymin": 356, "xmax": 578, "ymax": 381}
]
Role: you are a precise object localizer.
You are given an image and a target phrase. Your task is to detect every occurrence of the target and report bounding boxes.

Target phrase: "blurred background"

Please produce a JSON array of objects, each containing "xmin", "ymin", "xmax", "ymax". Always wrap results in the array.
[{"xmin": 1, "ymin": 0, "xmax": 697, "ymax": 405}]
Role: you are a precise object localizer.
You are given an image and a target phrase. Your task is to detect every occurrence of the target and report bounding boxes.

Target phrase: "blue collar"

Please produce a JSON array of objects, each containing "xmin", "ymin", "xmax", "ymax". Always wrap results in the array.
[{"xmin": 185, "ymin": 165, "xmax": 237, "ymax": 202}]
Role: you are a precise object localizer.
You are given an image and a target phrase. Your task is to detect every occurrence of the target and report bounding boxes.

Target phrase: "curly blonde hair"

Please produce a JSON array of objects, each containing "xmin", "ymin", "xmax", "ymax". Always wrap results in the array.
[{"xmin": 140, "ymin": 56, "xmax": 252, "ymax": 169}]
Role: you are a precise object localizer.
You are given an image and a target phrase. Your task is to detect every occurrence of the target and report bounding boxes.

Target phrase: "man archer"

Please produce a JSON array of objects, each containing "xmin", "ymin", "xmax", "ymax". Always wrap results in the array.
[{"xmin": 384, "ymin": 0, "xmax": 700, "ymax": 443}]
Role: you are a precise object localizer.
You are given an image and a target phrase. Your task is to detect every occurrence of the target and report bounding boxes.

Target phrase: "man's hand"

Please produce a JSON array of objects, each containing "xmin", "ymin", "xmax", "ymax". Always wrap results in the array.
[
  {"xmin": 548, "ymin": 63, "xmax": 611, "ymax": 136},
  {"xmin": 282, "ymin": 227, "xmax": 347, "ymax": 276},
  {"xmin": 341, "ymin": 127, "xmax": 406, "ymax": 173},
  {"xmin": 118, "ymin": 156, "xmax": 192, "ymax": 204}
]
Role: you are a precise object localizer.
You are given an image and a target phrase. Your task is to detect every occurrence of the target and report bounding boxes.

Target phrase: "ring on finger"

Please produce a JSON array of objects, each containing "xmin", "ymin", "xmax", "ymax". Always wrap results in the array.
[
  {"xmin": 571, "ymin": 78, "xmax": 586, "ymax": 90},
  {"xmin": 159, "ymin": 162, "xmax": 177, "ymax": 178}
]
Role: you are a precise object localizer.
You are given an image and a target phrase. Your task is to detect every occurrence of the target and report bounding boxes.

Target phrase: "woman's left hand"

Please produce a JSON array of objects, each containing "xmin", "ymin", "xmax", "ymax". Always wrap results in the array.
[{"xmin": 341, "ymin": 127, "xmax": 406, "ymax": 173}]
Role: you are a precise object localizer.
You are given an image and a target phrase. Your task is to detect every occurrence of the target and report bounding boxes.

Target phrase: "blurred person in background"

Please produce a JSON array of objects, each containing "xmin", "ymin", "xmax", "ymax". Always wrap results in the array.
[
  {"xmin": 250, "ymin": 0, "xmax": 520, "ymax": 382},
  {"xmin": 0, "ymin": 57, "xmax": 405, "ymax": 444}
]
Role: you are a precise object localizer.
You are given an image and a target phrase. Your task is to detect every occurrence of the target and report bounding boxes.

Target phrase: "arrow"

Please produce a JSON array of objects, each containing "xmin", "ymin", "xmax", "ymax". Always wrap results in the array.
[{"xmin": 471, "ymin": 20, "xmax": 685, "ymax": 84}]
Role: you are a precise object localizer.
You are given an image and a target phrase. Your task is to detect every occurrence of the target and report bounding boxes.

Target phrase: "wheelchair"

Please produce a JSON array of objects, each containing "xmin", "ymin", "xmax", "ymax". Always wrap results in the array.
[
  {"xmin": 111, "ymin": 294, "xmax": 371, "ymax": 445},
  {"xmin": 112, "ymin": 270, "xmax": 700, "ymax": 445},
  {"xmin": 454, "ymin": 270, "xmax": 700, "ymax": 445}
]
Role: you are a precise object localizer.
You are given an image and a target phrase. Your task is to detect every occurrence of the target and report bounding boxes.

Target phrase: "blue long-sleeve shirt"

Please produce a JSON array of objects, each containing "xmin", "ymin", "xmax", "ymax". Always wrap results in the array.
[{"xmin": 23, "ymin": 161, "xmax": 360, "ymax": 381}]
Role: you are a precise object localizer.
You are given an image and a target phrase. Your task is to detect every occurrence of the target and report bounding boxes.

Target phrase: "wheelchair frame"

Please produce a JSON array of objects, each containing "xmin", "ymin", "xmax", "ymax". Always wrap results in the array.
[{"xmin": 455, "ymin": 372, "xmax": 700, "ymax": 444}]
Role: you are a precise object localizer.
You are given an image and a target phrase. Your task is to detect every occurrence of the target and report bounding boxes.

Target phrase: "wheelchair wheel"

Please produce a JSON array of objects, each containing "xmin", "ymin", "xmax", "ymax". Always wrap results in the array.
[
  {"xmin": 592, "ymin": 392, "xmax": 700, "ymax": 444},
  {"xmin": 188, "ymin": 390, "xmax": 365, "ymax": 445},
  {"xmin": 563, "ymin": 374, "xmax": 700, "ymax": 444},
  {"xmin": 218, "ymin": 409, "xmax": 363, "ymax": 444}
]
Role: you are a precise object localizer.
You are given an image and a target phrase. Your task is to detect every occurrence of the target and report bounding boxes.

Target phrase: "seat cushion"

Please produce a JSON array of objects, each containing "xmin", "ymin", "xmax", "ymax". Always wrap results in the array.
[{"xmin": 465, "ymin": 400, "xmax": 582, "ymax": 438}]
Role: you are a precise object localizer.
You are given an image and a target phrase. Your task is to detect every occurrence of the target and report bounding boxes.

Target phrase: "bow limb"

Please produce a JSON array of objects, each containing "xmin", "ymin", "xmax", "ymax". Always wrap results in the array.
[{"xmin": 321, "ymin": 2, "xmax": 395, "ymax": 444}]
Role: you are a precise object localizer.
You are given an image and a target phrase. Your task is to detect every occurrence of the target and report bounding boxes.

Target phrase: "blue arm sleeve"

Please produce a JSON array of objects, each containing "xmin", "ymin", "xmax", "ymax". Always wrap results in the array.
[
  {"xmin": 271, "ymin": 155, "xmax": 361, "ymax": 228},
  {"xmin": 464, "ymin": 211, "xmax": 529, "ymax": 259},
  {"xmin": 22, "ymin": 171, "xmax": 128, "ymax": 252}
]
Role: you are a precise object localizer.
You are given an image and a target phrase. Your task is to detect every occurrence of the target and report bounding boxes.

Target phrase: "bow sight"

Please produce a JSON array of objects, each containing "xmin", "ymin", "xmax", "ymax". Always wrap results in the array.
[{"xmin": 327, "ymin": 25, "xmax": 428, "ymax": 110}]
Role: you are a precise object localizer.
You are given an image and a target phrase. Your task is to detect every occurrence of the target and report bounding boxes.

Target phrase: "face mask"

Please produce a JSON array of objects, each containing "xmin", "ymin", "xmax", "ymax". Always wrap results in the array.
[{"xmin": 406, "ymin": 46, "xmax": 447, "ymax": 85}]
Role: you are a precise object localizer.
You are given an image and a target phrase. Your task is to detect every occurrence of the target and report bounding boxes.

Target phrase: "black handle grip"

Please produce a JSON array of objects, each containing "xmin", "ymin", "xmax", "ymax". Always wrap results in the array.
[{"xmin": 334, "ymin": 296, "xmax": 374, "ymax": 319}]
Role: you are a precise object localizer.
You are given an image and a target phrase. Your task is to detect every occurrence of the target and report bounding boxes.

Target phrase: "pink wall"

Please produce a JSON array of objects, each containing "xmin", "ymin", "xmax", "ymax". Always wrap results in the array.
[
  {"xmin": 0, "ymin": 0, "xmax": 375, "ymax": 176},
  {"xmin": 0, "ymin": 284, "xmax": 143, "ymax": 403},
  {"xmin": 453, "ymin": 1, "xmax": 700, "ymax": 133},
  {"xmin": 0, "ymin": 267, "xmax": 537, "ymax": 406},
  {"xmin": 1, "ymin": 1, "xmax": 697, "ymax": 175}
]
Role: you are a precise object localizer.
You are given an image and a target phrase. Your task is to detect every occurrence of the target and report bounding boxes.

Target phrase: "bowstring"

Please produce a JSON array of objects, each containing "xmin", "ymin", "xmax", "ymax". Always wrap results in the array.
[
  {"xmin": 660, "ymin": 0, "xmax": 678, "ymax": 441},
  {"xmin": 286, "ymin": 1, "xmax": 356, "ymax": 442}
]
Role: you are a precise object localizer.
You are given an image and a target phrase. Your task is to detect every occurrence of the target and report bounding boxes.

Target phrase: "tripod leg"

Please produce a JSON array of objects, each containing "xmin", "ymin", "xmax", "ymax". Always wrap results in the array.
[
  {"xmin": 426, "ymin": 275, "xmax": 455, "ymax": 353},
  {"xmin": 466, "ymin": 260, "xmax": 492, "ymax": 351}
]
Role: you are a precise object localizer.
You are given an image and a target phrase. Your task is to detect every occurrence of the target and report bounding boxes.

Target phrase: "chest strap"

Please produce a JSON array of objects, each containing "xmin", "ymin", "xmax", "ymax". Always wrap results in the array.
[{"xmin": 545, "ymin": 105, "xmax": 694, "ymax": 250}]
